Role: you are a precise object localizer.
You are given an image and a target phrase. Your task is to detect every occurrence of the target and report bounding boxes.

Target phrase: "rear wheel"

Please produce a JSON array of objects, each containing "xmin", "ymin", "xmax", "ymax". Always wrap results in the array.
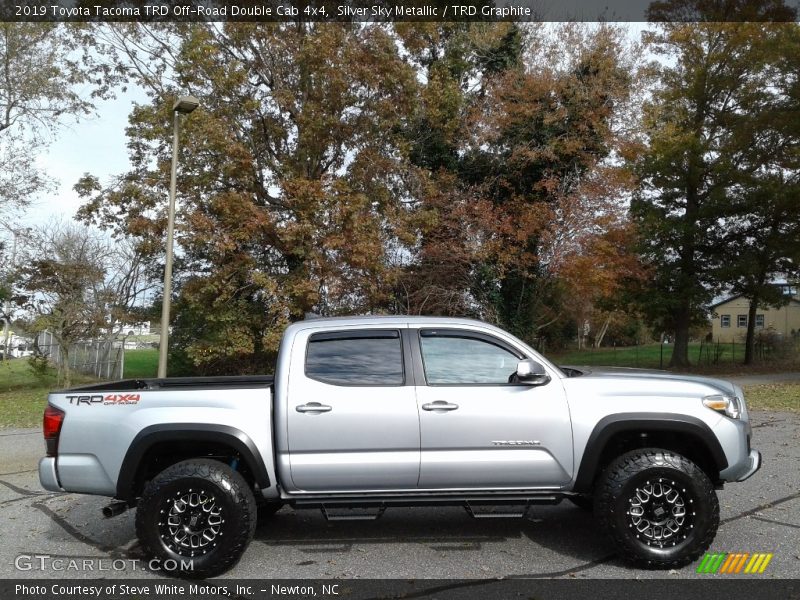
[
  {"xmin": 595, "ymin": 448, "xmax": 719, "ymax": 568},
  {"xmin": 135, "ymin": 458, "xmax": 257, "ymax": 578}
]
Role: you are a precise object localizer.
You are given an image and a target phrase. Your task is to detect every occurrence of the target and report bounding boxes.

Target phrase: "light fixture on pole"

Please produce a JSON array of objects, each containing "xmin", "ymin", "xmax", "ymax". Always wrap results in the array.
[{"xmin": 158, "ymin": 95, "xmax": 199, "ymax": 379}]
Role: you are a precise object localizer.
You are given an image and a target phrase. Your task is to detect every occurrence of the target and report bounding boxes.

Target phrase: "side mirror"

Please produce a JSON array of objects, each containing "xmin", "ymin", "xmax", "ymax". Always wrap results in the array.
[{"xmin": 515, "ymin": 359, "xmax": 550, "ymax": 386}]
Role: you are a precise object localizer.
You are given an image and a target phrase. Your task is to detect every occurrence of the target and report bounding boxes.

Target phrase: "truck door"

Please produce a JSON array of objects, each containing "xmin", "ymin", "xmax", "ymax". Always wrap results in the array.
[
  {"xmin": 413, "ymin": 328, "xmax": 573, "ymax": 489},
  {"xmin": 286, "ymin": 328, "xmax": 420, "ymax": 492}
]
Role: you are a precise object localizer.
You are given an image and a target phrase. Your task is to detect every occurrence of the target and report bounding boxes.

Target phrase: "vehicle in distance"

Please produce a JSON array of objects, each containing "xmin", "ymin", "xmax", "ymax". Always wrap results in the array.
[{"xmin": 39, "ymin": 316, "xmax": 761, "ymax": 577}]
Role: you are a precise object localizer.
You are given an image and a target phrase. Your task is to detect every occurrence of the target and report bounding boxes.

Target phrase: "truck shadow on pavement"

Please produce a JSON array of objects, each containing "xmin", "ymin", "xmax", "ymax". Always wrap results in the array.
[{"xmin": 254, "ymin": 502, "xmax": 614, "ymax": 565}]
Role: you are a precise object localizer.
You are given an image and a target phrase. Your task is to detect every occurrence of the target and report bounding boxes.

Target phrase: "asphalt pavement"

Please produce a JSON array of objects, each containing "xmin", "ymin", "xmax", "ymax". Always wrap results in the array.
[{"xmin": 1, "ymin": 410, "xmax": 798, "ymax": 580}]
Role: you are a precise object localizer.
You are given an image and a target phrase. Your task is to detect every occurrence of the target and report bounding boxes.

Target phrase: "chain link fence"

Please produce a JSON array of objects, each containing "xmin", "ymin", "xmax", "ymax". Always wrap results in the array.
[{"xmin": 35, "ymin": 331, "xmax": 126, "ymax": 380}]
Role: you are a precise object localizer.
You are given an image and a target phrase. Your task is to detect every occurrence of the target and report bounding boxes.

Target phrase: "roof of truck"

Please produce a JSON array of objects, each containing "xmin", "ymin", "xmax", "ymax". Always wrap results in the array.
[{"xmin": 290, "ymin": 314, "xmax": 493, "ymax": 328}]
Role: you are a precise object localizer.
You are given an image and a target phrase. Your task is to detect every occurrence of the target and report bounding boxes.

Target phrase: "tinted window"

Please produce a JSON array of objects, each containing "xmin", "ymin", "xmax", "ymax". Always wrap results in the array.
[
  {"xmin": 305, "ymin": 330, "xmax": 404, "ymax": 385},
  {"xmin": 420, "ymin": 333, "xmax": 520, "ymax": 385}
]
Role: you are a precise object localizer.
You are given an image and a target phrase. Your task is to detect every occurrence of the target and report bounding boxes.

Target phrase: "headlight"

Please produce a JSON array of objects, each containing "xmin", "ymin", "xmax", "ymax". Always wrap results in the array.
[{"xmin": 703, "ymin": 394, "xmax": 741, "ymax": 419}]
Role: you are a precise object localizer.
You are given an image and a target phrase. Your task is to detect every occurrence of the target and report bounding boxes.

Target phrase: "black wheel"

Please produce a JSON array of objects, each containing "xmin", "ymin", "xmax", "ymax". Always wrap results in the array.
[
  {"xmin": 595, "ymin": 448, "xmax": 719, "ymax": 569},
  {"xmin": 568, "ymin": 495, "xmax": 594, "ymax": 511},
  {"xmin": 256, "ymin": 500, "xmax": 284, "ymax": 521},
  {"xmin": 135, "ymin": 458, "xmax": 257, "ymax": 578}
]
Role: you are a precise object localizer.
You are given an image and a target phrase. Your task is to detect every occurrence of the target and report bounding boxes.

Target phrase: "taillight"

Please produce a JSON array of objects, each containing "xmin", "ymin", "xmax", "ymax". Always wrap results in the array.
[{"xmin": 43, "ymin": 405, "xmax": 65, "ymax": 457}]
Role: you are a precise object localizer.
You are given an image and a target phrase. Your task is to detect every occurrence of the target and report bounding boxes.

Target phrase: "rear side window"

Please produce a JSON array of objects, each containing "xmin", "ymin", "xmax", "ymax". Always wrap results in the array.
[{"xmin": 305, "ymin": 330, "xmax": 404, "ymax": 386}]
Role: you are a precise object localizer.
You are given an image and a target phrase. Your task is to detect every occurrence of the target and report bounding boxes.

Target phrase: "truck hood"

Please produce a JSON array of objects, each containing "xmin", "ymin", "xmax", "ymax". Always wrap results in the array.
[{"xmin": 560, "ymin": 365, "xmax": 739, "ymax": 398}]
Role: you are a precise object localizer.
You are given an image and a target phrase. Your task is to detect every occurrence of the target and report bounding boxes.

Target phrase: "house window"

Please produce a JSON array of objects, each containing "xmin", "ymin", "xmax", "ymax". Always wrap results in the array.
[
  {"xmin": 755, "ymin": 314, "xmax": 765, "ymax": 328},
  {"xmin": 737, "ymin": 315, "xmax": 747, "ymax": 328},
  {"xmin": 720, "ymin": 315, "xmax": 731, "ymax": 328}
]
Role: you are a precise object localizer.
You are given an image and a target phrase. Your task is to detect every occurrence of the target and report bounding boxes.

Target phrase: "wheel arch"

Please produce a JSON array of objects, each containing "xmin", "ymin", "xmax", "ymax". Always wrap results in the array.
[
  {"xmin": 572, "ymin": 413, "xmax": 728, "ymax": 493},
  {"xmin": 116, "ymin": 424, "xmax": 270, "ymax": 501}
]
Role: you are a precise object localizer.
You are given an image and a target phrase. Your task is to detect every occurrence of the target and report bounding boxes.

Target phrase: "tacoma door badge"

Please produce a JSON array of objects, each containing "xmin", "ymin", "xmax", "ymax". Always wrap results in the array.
[{"xmin": 491, "ymin": 440, "xmax": 541, "ymax": 446}]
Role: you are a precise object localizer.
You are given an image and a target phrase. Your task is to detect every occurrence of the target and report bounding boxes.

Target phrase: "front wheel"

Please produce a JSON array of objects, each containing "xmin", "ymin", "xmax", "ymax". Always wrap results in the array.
[
  {"xmin": 135, "ymin": 458, "xmax": 257, "ymax": 578},
  {"xmin": 594, "ymin": 449, "xmax": 719, "ymax": 569}
]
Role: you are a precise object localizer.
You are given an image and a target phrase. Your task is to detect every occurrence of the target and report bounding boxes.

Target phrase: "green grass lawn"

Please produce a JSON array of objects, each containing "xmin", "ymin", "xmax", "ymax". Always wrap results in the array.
[
  {"xmin": 123, "ymin": 348, "xmax": 158, "ymax": 378},
  {"xmin": 548, "ymin": 342, "xmax": 777, "ymax": 371},
  {"xmin": 0, "ymin": 359, "xmax": 96, "ymax": 429},
  {"xmin": 0, "ymin": 348, "xmax": 157, "ymax": 428}
]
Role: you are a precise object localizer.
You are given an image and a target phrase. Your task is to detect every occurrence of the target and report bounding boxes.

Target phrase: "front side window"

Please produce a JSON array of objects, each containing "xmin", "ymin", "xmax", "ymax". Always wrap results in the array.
[
  {"xmin": 720, "ymin": 315, "xmax": 731, "ymax": 328},
  {"xmin": 755, "ymin": 314, "xmax": 765, "ymax": 328},
  {"xmin": 305, "ymin": 330, "xmax": 404, "ymax": 386},
  {"xmin": 737, "ymin": 314, "xmax": 747, "ymax": 328},
  {"xmin": 420, "ymin": 330, "xmax": 521, "ymax": 385}
]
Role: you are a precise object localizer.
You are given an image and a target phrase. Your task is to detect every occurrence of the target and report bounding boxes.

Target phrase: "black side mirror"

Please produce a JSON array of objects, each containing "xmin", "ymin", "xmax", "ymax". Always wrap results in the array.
[{"xmin": 515, "ymin": 359, "xmax": 550, "ymax": 386}]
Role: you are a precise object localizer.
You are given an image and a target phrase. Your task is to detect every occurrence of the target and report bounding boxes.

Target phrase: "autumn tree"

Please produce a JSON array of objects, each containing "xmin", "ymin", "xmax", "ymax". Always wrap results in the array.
[
  {"xmin": 398, "ymin": 23, "xmax": 640, "ymax": 346},
  {"xmin": 632, "ymin": 1, "xmax": 797, "ymax": 367},
  {"xmin": 78, "ymin": 23, "xmax": 419, "ymax": 374},
  {"xmin": 17, "ymin": 221, "xmax": 153, "ymax": 384},
  {"xmin": 393, "ymin": 23, "xmax": 525, "ymax": 318},
  {"xmin": 18, "ymin": 223, "xmax": 106, "ymax": 386}
]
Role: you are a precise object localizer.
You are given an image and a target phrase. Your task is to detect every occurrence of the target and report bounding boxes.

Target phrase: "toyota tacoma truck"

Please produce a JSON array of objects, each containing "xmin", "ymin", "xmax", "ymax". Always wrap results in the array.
[{"xmin": 39, "ymin": 316, "xmax": 761, "ymax": 577}]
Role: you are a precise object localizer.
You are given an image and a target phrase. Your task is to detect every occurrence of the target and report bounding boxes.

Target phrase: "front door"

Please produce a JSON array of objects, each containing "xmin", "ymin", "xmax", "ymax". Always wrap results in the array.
[
  {"xmin": 414, "ymin": 328, "xmax": 573, "ymax": 489},
  {"xmin": 286, "ymin": 327, "xmax": 420, "ymax": 492}
]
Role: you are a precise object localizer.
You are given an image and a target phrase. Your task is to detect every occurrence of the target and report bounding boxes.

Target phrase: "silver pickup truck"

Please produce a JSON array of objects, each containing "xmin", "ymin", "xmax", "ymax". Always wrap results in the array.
[{"xmin": 39, "ymin": 316, "xmax": 760, "ymax": 577}]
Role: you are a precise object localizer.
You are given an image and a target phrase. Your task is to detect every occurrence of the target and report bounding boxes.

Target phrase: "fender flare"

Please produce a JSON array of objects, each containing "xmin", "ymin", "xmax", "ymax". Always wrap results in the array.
[
  {"xmin": 116, "ymin": 423, "xmax": 270, "ymax": 500},
  {"xmin": 572, "ymin": 413, "xmax": 728, "ymax": 493}
]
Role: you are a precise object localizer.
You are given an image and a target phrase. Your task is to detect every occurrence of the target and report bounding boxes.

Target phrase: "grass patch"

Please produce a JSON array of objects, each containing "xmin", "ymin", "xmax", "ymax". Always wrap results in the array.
[
  {"xmin": 123, "ymin": 349, "xmax": 158, "ymax": 378},
  {"xmin": 0, "ymin": 359, "xmax": 95, "ymax": 429},
  {"xmin": 548, "ymin": 342, "xmax": 798, "ymax": 374},
  {"xmin": 0, "ymin": 348, "xmax": 157, "ymax": 428},
  {"xmin": 743, "ymin": 383, "xmax": 800, "ymax": 412},
  {"xmin": 551, "ymin": 344, "xmax": 668, "ymax": 369}
]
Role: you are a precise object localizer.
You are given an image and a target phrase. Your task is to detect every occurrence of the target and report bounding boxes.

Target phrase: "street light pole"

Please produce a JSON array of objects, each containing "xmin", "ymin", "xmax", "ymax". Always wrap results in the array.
[{"xmin": 158, "ymin": 95, "xmax": 199, "ymax": 379}]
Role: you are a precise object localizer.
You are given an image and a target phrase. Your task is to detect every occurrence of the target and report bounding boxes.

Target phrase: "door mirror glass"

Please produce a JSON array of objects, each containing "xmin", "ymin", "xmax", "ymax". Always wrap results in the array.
[{"xmin": 515, "ymin": 359, "xmax": 550, "ymax": 386}]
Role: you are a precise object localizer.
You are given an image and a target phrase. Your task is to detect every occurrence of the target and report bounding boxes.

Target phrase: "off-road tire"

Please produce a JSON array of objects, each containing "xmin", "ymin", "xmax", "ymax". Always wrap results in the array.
[
  {"xmin": 568, "ymin": 495, "xmax": 594, "ymax": 511},
  {"xmin": 135, "ymin": 458, "xmax": 257, "ymax": 578},
  {"xmin": 594, "ymin": 448, "xmax": 719, "ymax": 569}
]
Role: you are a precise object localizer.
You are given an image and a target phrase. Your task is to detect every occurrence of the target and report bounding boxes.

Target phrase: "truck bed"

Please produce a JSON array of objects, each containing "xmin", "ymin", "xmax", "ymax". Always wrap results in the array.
[{"xmin": 61, "ymin": 375, "xmax": 275, "ymax": 392}]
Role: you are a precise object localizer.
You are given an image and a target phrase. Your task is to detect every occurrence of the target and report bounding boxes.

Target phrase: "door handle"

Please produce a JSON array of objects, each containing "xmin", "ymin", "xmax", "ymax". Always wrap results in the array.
[
  {"xmin": 296, "ymin": 402, "xmax": 332, "ymax": 413},
  {"xmin": 422, "ymin": 401, "xmax": 459, "ymax": 412}
]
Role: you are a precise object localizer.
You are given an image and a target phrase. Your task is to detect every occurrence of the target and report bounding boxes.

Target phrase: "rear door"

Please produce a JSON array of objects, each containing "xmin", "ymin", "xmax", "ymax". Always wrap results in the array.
[
  {"xmin": 413, "ymin": 328, "xmax": 573, "ymax": 489},
  {"xmin": 286, "ymin": 327, "xmax": 420, "ymax": 492}
]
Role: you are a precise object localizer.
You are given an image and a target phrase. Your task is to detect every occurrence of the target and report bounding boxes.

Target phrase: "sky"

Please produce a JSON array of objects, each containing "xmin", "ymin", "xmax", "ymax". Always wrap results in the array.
[
  {"xmin": 22, "ymin": 86, "xmax": 147, "ymax": 228},
  {"xmin": 17, "ymin": 22, "xmax": 651, "ymax": 232}
]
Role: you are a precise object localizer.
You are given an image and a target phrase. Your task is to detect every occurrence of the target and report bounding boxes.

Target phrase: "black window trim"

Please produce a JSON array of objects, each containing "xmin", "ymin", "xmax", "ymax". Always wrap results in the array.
[
  {"xmin": 304, "ymin": 328, "xmax": 407, "ymax": 387},
  {"xmin": 416, "ymin": 328, "xmax": 528, "ymax": 387}
]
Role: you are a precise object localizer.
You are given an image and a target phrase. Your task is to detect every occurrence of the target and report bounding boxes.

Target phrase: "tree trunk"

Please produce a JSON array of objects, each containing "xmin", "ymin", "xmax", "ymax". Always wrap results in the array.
[
  {"xmin": 744, "ymin": 296, "xmax": 759, "ymax": 365},
  {"xmin": 60, "ymin": 346, "xmax": 72, "ymax": 388},
  {"xmin": 669, "ymin": 303, "xmax": 692, "ymax": 367}
]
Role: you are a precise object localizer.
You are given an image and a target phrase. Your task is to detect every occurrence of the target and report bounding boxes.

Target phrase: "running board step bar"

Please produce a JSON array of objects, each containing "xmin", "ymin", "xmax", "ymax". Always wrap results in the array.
[
  {"xmin": 465, "ymin": 501, "xmax": 533, "ymax": 519},
  {"xmin": 321, "ymin": 506, "xmax": 387, "ymax": 521}
]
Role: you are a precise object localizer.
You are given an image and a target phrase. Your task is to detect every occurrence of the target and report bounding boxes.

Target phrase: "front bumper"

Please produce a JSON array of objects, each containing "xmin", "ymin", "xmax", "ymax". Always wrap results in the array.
[
  {"xmin": 735, "ymin": 449, "xmax": 762, "ymax": 482},
  {"xmin": 38, "ymin": 457, "xmax": 64, "ymax": 492}
]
